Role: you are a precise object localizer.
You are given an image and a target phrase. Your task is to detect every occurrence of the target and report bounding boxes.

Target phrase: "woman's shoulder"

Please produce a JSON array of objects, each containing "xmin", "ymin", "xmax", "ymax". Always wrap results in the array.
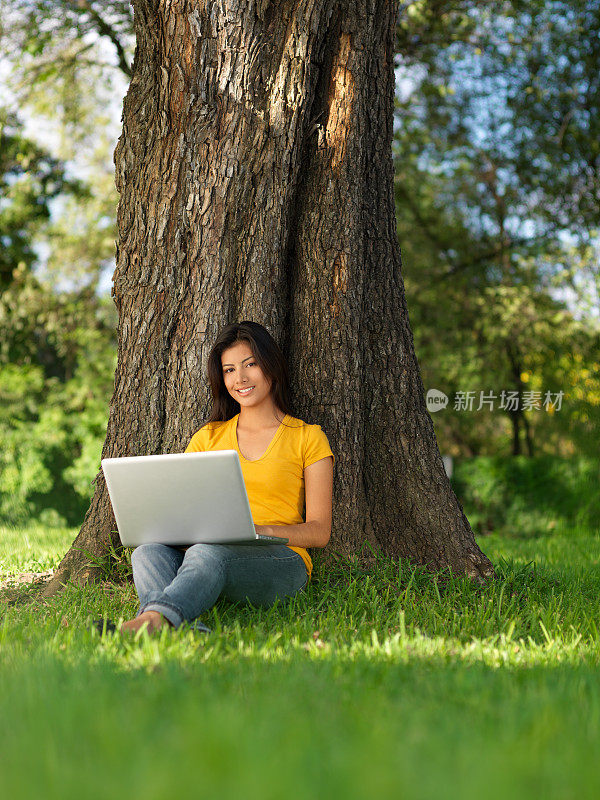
[
  {"xmin": 284, "ymin": 414, "xmax": 323, "ymax": 433},
  {"xmin": 284, "ymin": 414, "xmax": 331, "ymax": 440},
  {"xmin": 201, "ymin": 418, "xmax": 231, "ymax": 431},
  {"xmin": 283, "ymin": 414, "xmax": 334, "ymax": 465},
  {"xmin": 283, "ymin": 414, "xmax": 306, "ymax": 429},
  {"xmin": 185, "ymin": 418, "xmax": 232, "ymax": 453}
]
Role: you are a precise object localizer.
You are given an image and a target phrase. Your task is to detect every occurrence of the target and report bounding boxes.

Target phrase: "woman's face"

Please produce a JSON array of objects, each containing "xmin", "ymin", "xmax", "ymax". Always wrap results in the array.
[{"xmin": 221, "ymin": 341, "xmax": 273, "ymax": 408}]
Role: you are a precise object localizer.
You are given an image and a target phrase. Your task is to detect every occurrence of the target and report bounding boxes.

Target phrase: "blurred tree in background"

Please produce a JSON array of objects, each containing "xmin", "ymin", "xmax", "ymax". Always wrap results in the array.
[
  {"xmin": 0, "ymin": 1, "xmax": 128, "ymax": 524},
  {"xmin": 0, "ymin": 269, "xmax": 116, "ymax": 526},
  {"xmin": 0, "ymin": 0, "xmax": 597, "ymax": 527},
  {"xmin": 393, "ymin": 0, "xmax": 600, "ymax": 457},
  {"xmin": 0, "ymin": 110, "xmax": 82, "ymax": 291}
]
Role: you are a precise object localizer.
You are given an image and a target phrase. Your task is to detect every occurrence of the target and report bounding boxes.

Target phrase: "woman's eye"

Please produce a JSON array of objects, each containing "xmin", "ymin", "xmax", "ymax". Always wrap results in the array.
[{"xmin": 224, "ymin": 363, "xmax": 255, "ymax": 373}]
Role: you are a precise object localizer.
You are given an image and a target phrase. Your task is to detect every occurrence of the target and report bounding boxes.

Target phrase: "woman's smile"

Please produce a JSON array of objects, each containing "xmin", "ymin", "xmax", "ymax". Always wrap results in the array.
[{"xmin": 221, "ymin": 342, "xmax": 272, "ymax": 409}]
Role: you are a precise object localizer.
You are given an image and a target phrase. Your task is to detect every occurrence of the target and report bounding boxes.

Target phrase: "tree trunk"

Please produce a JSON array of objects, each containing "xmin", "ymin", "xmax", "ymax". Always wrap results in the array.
[
  {"xmin": 510, "ymin": 412, "xmax": 521, "ymax": 456},
  {"xmin": 43, "ymin": 0, "xmax": 494, "ymax": 597},
  {"xmin": 506, "ymin": 340, "xmax": 534, "ymax": 458}
]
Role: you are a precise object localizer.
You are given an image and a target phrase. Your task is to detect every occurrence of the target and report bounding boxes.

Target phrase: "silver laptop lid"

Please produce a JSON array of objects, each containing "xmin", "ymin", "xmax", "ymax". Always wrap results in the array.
[{"xmin": 101, "ymin": 450, "xmax": 287, "ymax": 548}]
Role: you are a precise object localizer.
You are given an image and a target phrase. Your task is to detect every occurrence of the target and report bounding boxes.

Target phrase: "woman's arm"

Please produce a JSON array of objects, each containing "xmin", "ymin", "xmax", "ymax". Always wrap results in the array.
[{"xmin": 256, "ymin": 455, "xmax": 334, "ymax": 548}]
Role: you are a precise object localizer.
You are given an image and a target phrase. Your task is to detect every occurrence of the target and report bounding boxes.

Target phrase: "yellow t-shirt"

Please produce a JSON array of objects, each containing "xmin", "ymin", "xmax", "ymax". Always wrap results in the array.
[{"xmin": 184, "ymin": 413, "xmax": 334, "ymax": 581}]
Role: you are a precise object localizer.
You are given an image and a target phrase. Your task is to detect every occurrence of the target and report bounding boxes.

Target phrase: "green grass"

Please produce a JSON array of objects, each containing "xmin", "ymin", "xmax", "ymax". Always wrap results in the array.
[{"xmin": 1, "ymin": 524, "xmax": 600, "ymax": 800}]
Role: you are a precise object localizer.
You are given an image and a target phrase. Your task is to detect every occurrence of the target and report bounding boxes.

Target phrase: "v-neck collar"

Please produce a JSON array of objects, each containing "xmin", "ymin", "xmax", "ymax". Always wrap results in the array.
[{"xmin": 231, "ymin": 413, "xmax": 289, "ymax": 463}]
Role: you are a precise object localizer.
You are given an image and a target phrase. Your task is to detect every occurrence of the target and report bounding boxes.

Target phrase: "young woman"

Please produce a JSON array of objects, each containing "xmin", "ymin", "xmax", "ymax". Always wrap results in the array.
[{"xmin": 118, "ymin": 321, "xmax": 335, "ymax": 635}]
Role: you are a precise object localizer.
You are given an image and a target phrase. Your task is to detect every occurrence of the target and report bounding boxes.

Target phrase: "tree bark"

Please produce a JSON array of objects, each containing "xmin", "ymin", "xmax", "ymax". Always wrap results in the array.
[{"xmin": 43, "ymin": 0, "xmax": 494, "ymax": 597}]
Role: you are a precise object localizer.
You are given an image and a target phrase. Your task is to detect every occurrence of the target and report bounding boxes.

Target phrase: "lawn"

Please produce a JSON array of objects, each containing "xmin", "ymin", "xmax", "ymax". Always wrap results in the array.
[{"xmin": 1, "ymin": 522, "xmax": 600, "ymax": 800}]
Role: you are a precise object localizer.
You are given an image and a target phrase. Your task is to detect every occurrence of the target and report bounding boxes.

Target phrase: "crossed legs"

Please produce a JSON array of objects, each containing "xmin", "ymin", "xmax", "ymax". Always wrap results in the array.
[{"xmin": 122, "ymin": 541, "xmax": 308, "ymax": 635}]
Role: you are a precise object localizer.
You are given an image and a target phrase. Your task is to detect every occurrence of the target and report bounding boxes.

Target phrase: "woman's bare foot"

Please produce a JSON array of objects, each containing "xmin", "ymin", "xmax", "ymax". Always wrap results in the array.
[{"xmin": 121, "ymin": 610, "xmax": 174, "ymax": 635}]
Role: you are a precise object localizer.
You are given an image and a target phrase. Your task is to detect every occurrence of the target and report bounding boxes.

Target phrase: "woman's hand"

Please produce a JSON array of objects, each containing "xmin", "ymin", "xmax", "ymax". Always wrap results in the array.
[{"xmin": 254, "ymin": 524, "xmax": 274, "ymax": 537}]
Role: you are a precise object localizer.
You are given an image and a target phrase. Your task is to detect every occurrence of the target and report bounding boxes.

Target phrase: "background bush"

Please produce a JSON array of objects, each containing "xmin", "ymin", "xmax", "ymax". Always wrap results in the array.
[{"xmin": 451, "ymin": 456, "xmax": 600, "ymax": 538}]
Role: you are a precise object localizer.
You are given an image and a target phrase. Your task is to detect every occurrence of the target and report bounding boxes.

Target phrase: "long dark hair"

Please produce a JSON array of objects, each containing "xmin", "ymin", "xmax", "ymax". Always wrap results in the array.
[{"xmin": 202, "ymin": 321, "xmax": 297, "ymax": 426}]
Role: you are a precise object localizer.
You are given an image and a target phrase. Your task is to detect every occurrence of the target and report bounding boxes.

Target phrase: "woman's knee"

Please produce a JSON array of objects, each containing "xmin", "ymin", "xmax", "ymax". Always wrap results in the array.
[
  {"xmin": 183, "ymin": 543, "xmax": 228, "ymax": 570},
  {"xmin": 131, "ymin": 542, "xmax": 177, "ymax": 567},
  {"xmin": 184, "ymin": 543, "xmax": 227, "ymax": 558}
]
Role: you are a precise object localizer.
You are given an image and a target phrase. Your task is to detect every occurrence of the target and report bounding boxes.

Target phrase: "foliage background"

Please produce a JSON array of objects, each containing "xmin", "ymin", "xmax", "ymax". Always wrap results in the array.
[{"xmin": 0, "ymin": 0, "xmax": 598, "ymax": 528}]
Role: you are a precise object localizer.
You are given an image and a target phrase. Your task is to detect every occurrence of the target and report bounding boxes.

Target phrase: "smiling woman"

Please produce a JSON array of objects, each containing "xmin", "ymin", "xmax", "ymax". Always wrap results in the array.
[{"xmin": 117, "ymin": 321, "xmax": 335, "ymax": 637}]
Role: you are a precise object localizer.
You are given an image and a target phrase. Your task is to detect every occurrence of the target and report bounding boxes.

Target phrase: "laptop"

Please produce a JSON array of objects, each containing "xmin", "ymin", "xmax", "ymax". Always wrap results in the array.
[{"xmin": 101, "ymin": 450, "xmax": 289, "ymax": 548}]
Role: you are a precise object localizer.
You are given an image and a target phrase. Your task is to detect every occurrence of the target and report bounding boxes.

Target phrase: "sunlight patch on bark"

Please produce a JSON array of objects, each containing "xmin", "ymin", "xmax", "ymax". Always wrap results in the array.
[
  {"xmin": 326, "ymin": 32, "xmax": 354, "ymax": 170},
  {"xmin": 268, "ymin": 21, "xmax": 307, "ymax": 133}
]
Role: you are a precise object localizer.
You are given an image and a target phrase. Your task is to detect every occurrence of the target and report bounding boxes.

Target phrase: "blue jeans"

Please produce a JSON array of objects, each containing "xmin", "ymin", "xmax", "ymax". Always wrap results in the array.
[{"xmin": 131, "ymin": 542, "xmax": 309, "ymax": 633}]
